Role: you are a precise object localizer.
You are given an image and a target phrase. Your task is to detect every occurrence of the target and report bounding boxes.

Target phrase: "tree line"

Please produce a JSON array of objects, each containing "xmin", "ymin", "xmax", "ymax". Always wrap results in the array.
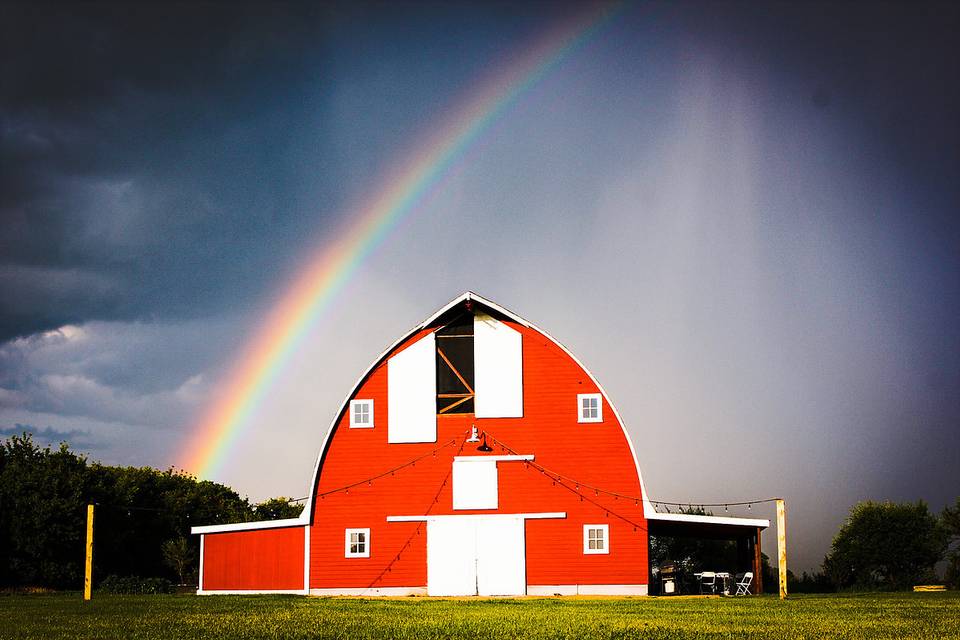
[
  {"xmin": 0, "ymin": 433, "xmax": 302, "ymax": 589},
  {"xmin": 2, "ymin": 432, "xmax": 957, "ymax": 592}
]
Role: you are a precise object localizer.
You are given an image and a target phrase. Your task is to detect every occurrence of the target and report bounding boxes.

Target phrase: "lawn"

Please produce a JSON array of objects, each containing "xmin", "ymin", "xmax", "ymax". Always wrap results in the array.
[{"xmin": 1, "ymin": 592, "xmax": 958, "ymax": 639}]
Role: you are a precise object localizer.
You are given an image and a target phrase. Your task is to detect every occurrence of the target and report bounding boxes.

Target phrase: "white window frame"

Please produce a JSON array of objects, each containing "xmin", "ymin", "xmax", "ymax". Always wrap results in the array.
[
  {"xmin": 583, "ymin": 524, "xmax": 609, "ymax": 555},
  {"xmin": 577, "ymin": 393, "xmax": 602, "ymax": 423},
  {"xmin": 349, "ymin": 399, "xmax": 374, "ymax": 429},
  {"xmin": 345, "ymin": 528, "xmax": 371, "ymax": 558}
]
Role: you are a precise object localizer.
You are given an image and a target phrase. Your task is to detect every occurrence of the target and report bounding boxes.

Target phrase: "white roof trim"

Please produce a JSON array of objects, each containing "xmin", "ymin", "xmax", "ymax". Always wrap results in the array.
[
  {"xmin": 646, "ymin": 512, "xmax": 770, "ymax": 529},
  {"xmin": 387, "ymin": 512, "xmax": 566, "ymax": 522},
  {"xmin": 297, "ymin": 290, "xmax": 654, "ymax": 527},
  {"xmin": 453, "ymin": 454, "xmax": 534, "ymax": 462},
  {"xmin": 191, "ymin": 517, "xmax": 306, "ymax": 534}
]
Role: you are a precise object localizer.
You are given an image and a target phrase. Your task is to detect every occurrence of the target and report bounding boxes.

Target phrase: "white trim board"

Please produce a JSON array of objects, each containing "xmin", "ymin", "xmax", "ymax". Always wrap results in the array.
[
  {"xmin": 387, "ymin": 512, "xmax": 565, "ymax": 523},
  {"xmin": 191, "ymin": 518, "xmax": 306, "ymax": 534},
  {"xmin": 453, "ymin": 455, "xmax": 534, "ymax": 463},
  {"xmin": 303, "ymin": 525, "xmax": 311, "ymax": 591},
  {"xmin": 645, "ymin": 512, "xmax": 770, "ymax": 529}
]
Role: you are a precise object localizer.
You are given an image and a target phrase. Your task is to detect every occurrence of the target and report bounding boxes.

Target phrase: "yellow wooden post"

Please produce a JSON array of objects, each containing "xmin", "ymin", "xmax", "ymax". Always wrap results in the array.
[
  {"xmin": 84, "ymin": 504, "xmax": 94, "ymax": 601},
  {"xmin": 776, "ymin": 499, "xmax": 787, "ymax": 600}
]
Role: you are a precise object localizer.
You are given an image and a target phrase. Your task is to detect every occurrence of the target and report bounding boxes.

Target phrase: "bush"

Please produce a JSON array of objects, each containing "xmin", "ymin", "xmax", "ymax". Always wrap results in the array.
[{"xmin": 98, "ymin": 575, "xmax": 172, "ymax": 594}]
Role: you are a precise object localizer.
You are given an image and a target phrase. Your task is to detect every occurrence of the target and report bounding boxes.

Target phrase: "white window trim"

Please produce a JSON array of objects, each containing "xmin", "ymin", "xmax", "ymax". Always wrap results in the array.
[
  {"xmin": 577, "ymin": 393, "xmax": 602, "ymax": 423},
  {"xmin": 345, "ymin": 528, "xmax": 371, "ymax": 558},
  {"xmin": 349, "ymin": 399, "xmax": 374, "ymax": 429},
  {"xmin": 583, "ymin": 524, "xmax": 609, "ymax": 555}
]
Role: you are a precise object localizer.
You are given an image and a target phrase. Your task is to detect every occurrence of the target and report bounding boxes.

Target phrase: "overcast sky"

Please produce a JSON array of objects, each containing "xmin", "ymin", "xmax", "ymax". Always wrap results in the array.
[{"xmin": 2, "ymin": 1, "xmax": 958, "ymax": 572}]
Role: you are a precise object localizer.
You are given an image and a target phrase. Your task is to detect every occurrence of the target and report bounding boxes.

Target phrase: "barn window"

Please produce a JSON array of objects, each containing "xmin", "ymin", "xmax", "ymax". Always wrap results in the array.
[
  {"xmin": 436, "ymin": 314, "xmax": 475, "ymax": 415},
  {"xmin": 345, "ymin": 528, "xmax": 370, "ymax": 558},
  {"xmin": 578, "ymin": 393, "xmax": 602, "ymax": 423},
  {"xmin": 583, "ymin": 524, "xmax": 609, "ymax": 554},
  {"xmin": 350, "ymin": 399, "xmax": 374, "ymax": 428}
]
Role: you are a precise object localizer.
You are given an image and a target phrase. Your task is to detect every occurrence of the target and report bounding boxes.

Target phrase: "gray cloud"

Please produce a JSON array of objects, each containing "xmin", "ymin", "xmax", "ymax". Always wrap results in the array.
[{"xmin": 0, "ymin": 423, "xmax": 99, "ymax": 450}]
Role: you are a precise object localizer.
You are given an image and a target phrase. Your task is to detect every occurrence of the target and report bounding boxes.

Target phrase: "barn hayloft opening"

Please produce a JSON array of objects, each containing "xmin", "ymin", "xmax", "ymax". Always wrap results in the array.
[{"xmin": 436, "ymin": 311, "xmax": 475, "ymax": 414}]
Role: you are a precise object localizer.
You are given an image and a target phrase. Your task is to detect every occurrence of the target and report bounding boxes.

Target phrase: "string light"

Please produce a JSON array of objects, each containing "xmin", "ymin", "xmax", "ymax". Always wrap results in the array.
[{"xmin": 483, "ymin": 431, "xmax": 781, "ymax": 509}]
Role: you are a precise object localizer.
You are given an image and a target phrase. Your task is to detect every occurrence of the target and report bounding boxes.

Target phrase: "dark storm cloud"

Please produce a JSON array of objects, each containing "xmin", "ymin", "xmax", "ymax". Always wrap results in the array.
[
  {"xmin": 0, "ymin": 0, "xmax": 579, "ymax": 344},
  {"xmin": 0, "ymin": 1, "xmax": 339, "ymax": 342}
]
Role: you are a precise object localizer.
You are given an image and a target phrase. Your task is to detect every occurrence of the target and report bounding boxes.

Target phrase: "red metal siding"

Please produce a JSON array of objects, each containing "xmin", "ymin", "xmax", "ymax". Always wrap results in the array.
[
  {"xmin": 309, "ymin": 320, "xmax": 647, "ymax": 590},
  {"xmin": 203, "ymin": 526, "xmax": 304, "ymax": 591}
]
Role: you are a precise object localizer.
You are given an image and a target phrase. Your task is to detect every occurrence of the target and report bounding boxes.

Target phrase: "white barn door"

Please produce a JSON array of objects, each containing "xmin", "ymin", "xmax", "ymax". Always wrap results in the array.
[
  {"xmin": 387, "ymin": 333, "xmax": 437, "ymax": 443},
  {"xmin": 476, "ymin": 517, "xmax": 525, "ymax": 596},
  {"xmin": 426, "ymin": 516, "xmax": 526, "ymax": 596},
  {"xmin": 474, "ymin": 313, "xmax": 523, "ymax": 418},
  {"xmin": 427, "ymin": 518, "xmax": 476, "ymax": 596}
]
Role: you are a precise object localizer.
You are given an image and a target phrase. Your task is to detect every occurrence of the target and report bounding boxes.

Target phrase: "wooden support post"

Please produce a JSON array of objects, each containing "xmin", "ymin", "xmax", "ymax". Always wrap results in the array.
[
  {"xmin": 84, "ymin": 504, "xmax": 94, "ymax": 601},
  {"xmin": 752, "ymin": 527, "xmax": 763, "ymax": 595},
  {"xmin": 777, "ymin": 498, "xmax": 788, "ymax": 600}
]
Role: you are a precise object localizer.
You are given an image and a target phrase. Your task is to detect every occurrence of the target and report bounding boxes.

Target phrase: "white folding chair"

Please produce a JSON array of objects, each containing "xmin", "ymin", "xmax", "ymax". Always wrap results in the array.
[
  {"xmin": 735, "ymin": 572, "xmax": 753, "ymax": 595},
  {"xmin": 699, "ymin": 571, "xmax": 716, "ymax": 594}
]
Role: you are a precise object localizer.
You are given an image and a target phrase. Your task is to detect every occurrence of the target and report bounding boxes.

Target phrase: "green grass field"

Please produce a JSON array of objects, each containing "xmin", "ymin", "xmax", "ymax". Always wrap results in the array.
[{"xmin": 2, "ymin": 592, "xmax": 958, "ymax": 639}]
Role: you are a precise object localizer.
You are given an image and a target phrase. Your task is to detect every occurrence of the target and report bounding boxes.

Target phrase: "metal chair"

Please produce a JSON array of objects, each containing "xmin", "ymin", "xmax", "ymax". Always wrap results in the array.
[
  {"xmin": 735, "ymin": 572, "xmax": 753, "ymax": 596},
  {"xmin": 699, "ymin": 571, "xmax": 716, "ymax": 594}
]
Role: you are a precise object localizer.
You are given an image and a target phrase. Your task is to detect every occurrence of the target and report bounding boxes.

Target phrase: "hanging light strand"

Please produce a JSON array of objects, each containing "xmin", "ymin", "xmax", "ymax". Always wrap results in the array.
[
  {"xmin": 316, "ymin": 430, "xmax": 469, "ymax": 500},
  {"xmin": 482, "ymin": 431, "xmax": 781, "ymax": 514},
  {"xmin": 365, "ymin": 433, "xmax": 469, "ymax": 591},
  {"xmin": 480, "ymin": 431, "xmax": 647, "ymax": 533}
]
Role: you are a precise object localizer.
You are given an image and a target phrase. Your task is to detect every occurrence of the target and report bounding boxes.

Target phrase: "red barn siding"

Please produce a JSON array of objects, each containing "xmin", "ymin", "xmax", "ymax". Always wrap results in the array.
[
  {"xmin": 309, "ymin": 320, "xmax": 647, "ymax": 590},
  {"xmin": 203, "ymin": 526, "xmax": 304, "ymax": 591}
]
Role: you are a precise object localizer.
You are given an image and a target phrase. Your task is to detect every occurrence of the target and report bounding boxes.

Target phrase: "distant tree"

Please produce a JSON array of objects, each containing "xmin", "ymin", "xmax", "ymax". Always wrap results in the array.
[
  {"xmin": 251, "ymin": 497, "xmax": 304, "ymax": 521},
  {"xmin": 161, "ymin": 537, "xmax": 195, "ymax": 585},
  {"xmin": 823, "ymin": 500, "xmax": 947, "ymax": 591},
  {"xmin": 942, "ymin": 498, "xmax": 960, "ymax": 589},
  {"xmin": 0, "ymin": 433, "xmax": 88, "ymax": 588}
]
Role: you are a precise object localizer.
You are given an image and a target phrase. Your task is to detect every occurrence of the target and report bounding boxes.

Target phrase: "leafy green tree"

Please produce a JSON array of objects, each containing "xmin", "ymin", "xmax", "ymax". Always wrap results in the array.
[
  {"xmin": 251, "ymin": 497, "xmax": 304, "ymax": 521},
  {"xmin": 161, "ymin": 536, "xmax": 195, "ymax": 584},
  {"xmin": 823, "ymin": 500, "xmax": 947, "ymax": 591},
  {"xmin": 942, "ymin": 498, "xmax": 960, "ymax": 589},
  {"xmin": 0, "ymin": 433, "xmax": 88, "ymax": 588}
]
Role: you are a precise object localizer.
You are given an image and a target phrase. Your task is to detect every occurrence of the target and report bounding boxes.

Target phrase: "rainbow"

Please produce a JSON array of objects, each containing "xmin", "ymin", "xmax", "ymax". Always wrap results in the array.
[{"xmin": 180, "ymin": 2, "xmax": 624, "ymax": 479}]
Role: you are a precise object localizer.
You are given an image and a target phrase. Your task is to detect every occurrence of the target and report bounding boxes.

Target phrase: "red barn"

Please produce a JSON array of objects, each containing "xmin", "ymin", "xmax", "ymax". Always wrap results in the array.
[{"xmin": 193, "ymin": 292, "xmax": 769, "ymax": 596}]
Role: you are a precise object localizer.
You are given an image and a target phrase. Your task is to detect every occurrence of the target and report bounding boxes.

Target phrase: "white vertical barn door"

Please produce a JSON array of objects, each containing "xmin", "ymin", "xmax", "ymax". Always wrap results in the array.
[
  {"xmin": 427, "ymin": 518, "xmax": 476, "ymax": 596},
  {"xmin": 426, "ymin": 517, "xmax": 526, "ymax": 596},
  {"xmin": 476, "ymin": 517, "xmax": 526, "ymax": 596},
  {"xmin": 473, "ymin": 313, "xmax": 523, "ymax": 418},
  {"xmin": 387, "ymin": 333, "xmax": 437, "ymax": 443}
]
